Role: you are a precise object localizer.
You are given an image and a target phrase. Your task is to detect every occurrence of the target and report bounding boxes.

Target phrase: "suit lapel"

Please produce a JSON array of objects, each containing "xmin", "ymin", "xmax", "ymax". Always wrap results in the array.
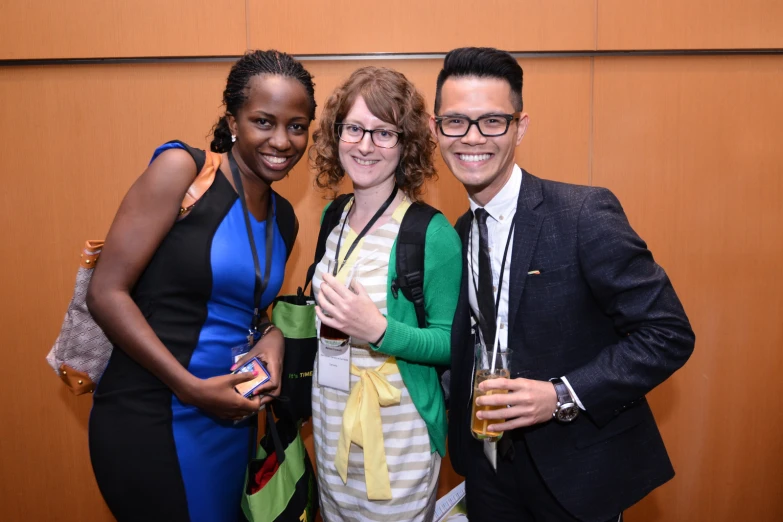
[{"xmin": 508, "ymin": 172, "xmax": 545, "ymax": 329}]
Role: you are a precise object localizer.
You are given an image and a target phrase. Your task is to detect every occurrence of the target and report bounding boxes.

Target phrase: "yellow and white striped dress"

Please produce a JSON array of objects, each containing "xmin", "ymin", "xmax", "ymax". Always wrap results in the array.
[{"xmin": 311, "ymin": 199, "xmax": 440, "ymax": 522}]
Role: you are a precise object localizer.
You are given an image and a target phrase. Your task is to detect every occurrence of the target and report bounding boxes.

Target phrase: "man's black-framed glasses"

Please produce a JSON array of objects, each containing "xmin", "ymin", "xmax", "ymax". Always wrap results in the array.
[
  {"xmin": 434, "ymin": 113, "xmax": 521, "ymax": 138},
  {"xmin": 335, "ymin": 123, "xmax": 402, "ymax": 148}
]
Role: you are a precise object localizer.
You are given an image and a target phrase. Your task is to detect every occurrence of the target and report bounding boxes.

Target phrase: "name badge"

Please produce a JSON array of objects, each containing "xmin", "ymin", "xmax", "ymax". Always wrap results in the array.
[{"xmin": 317, "ymin": 338, "xmax": 351, "ymax": 392}]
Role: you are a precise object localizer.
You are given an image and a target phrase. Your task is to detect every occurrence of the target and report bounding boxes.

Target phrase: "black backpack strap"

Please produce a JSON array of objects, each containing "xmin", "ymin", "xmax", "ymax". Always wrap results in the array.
[
  {"xmin": 272, "ymin": 191, "xmax": 298, "ymax": 261},
  {"xmin": 304, "ymin": 194, "xmax": 353, "ymax": 291},
  {"xmin": 392, "ymin": 202, "xmax": 441, "ymax": 328}
]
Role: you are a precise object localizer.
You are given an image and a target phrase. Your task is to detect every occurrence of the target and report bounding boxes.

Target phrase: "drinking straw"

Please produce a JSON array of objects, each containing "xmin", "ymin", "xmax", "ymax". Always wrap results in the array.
[
  {"xmin": 344, "ymin": 249, "xmax": 379, "ymax": 289},
  {"xmin": 489, "ymin": 315, "xmax": 503, "ymax": 374},
  {"xmin": 482, "ymin": 315, "xmax": 504, "ymax": 437}
]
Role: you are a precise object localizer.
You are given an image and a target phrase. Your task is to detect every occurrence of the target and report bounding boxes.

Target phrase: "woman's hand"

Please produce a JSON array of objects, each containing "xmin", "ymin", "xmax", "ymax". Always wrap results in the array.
[
  {"xmin": 230, "ymin": 327, "xmax": 285, "ymax": 408},
  {"xmin": 315, "ymin": 272, "xmax": 387, "ymax": 343},
  {"xmin": 177, "ymin": 373, "xmax": 262, "ymax": 421}
]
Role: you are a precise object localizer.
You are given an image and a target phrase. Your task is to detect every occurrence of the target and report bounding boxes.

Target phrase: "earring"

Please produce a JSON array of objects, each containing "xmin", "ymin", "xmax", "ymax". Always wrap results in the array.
[{"xmin": 231, "ymin": 135, "xmax": 236, "ymax": 143}]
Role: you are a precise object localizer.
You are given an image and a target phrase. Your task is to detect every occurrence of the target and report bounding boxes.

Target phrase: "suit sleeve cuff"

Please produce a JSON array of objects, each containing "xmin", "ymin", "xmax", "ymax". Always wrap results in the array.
[{"xmin": 561, "ymin": 376, "xmax": 586, "ymax": 410}]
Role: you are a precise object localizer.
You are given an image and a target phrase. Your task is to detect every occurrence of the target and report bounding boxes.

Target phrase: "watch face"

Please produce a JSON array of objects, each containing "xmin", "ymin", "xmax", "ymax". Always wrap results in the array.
[{"xmin": 557, "ymin": 404, "xmax": 578, "ymax": 422}]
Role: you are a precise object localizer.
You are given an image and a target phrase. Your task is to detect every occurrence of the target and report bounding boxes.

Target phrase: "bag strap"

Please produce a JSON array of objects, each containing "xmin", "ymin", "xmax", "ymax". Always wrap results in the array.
[
  {"xmin": 272, "ymin": 191, "xmax": 298, "ymax": 261},
  {"xmin": 265, "ymin": 407, "xmax": 287, "ymax": 464},
  {"xmin": 245, "ymin": 408, "xmax": 287, "ymax": 465},
  {"xmin": 180, "ymin": 151, "xmax": 220, "ymax": 216},
  {"xmin": 392, "ymin": 202, "xmax": 441, "ymax": 328},
  {"xmin": 154, "ymin": 140, "xmax": 220, "ymax": 217},
  {"xmin": 304, "ymin": 193, "xmax": 354, "ymax": 293}
]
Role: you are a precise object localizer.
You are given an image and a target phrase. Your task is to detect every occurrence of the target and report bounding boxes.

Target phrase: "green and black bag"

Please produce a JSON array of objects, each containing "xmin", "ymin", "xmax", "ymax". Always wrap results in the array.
[
  {"xmin": 270, "ymin": 291, "xmax": 317, "ymax": 424},
  {"xmin": 242, "ymin": 409, "xmax": 318, "ymax": 522}
]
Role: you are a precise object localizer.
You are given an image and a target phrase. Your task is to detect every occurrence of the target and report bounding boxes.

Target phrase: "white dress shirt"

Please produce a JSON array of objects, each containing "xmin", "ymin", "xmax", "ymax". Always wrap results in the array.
[{"xmin": 467, "ymin": 164, "xmax": 585, "ymax": 410}]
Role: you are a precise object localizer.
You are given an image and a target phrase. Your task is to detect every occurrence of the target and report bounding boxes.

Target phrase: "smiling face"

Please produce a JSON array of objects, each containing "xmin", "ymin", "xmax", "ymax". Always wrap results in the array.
[
  {"xmin": 338, "ymin": 96, "xmax": 402, "ymax": 192},
  {"xmin": 228, "ymin": 74, "xmax": 312, "ymax": 185},
  {"xmin": 431, "ymin": 76, "xmax": 528, "ymax": 205}
]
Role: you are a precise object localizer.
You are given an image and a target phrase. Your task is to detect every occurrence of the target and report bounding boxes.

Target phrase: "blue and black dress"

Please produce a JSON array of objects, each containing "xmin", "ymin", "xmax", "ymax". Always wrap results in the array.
[{"xmin": 89, "ymin": 142, "xmax": 296, "ymax": 522}]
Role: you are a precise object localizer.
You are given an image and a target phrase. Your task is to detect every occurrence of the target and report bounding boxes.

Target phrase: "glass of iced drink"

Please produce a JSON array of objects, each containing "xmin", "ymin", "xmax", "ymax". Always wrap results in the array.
[{"xmin": 471, "ymin": 347, "xmax": 512, "ymax": 442}]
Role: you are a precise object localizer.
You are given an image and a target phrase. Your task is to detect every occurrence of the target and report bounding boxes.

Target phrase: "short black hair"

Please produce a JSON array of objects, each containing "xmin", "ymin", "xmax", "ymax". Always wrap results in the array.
[
  {"xmin": 434, "ymin": 47, "xmax": 523, "ymax": 114},
  {"xmin": 210, "ymin": 50, "xmax": 317, "ymax": 153}
]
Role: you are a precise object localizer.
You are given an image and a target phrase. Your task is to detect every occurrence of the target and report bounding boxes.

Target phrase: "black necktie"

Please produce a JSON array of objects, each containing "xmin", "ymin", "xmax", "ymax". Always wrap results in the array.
[{"xmin": 474, "ymin": 208, "xmax": 496, "ymax": 350}]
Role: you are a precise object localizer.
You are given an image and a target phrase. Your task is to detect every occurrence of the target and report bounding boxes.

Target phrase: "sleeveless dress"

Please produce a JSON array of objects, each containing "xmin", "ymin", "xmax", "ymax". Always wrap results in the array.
[
  {"xmin": 311, "ymin": 199, "xmax": 441, "ymax": 522},
  {"xmin": 89, "ymin": 144, "xmax": 288, "ymax": 522}
]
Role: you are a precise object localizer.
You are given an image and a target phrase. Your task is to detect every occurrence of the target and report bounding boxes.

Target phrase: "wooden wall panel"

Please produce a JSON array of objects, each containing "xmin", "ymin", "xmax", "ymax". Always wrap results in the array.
[
  {"xmin": 592, "ymin": 55, "xmax": 783, "ymax": 521},
  {"xmin": 0, "ymin": 62, "xmax": 231, "ymax": 521},
  {"xmin": 0, "ymin": 0, "xmax": 246, "ymax": 59},
  {"xmin": 598, "ymin": 0, "xmax": 783, "ymax": 50},
  {"xmin": 248, "ymin": 0, "xmax": 595, "ymax": 54}
]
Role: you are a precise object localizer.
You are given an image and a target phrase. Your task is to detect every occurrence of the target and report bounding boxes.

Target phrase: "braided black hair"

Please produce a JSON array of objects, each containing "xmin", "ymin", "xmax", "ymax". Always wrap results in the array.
[{"xmin": 211, "ymin": 50, "xmax": 317, "ymax": 153}]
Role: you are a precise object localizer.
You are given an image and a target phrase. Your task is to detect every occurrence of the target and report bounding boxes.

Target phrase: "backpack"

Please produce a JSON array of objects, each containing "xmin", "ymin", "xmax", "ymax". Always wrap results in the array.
[
  {"xmin": 308, "ymin": 195, "xmax": 451, "ymax": 404},
  {"xmin": 307, "ymin": 194, "xmax": 440, "ymax": 329}
]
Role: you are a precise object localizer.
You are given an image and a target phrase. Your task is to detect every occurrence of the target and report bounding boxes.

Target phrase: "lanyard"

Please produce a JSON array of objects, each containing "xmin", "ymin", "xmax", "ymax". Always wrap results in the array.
[
  {"xmin": 469, "ymin": 212, "xmax": 516, "ymax": 330},
  {"xmin": 228, "ymin": 151, "xmax": 275, "ymax": 337},
  {"xmin": 332, "ymin": 184, "xmax": 399, "ymax": 275}
]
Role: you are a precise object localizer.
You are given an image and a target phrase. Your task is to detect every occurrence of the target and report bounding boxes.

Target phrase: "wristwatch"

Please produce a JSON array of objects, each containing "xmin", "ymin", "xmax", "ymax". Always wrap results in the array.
[{"xmin": 551, "ymin": 378, "xmax": 579, "ymax": 423}]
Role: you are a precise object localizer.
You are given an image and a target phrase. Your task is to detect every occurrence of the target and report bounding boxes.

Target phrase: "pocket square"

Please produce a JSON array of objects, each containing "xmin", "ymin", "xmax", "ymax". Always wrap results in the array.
[{"xmin": 527, "ymin": 270, "xmax": 541, "ymax": 275}]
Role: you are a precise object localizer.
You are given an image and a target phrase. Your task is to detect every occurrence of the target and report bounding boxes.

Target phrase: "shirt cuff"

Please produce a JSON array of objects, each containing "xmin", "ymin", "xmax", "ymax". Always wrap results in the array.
[{"xmin": 561, "ymin": 376, "xmax": 586, "ymax": 411}]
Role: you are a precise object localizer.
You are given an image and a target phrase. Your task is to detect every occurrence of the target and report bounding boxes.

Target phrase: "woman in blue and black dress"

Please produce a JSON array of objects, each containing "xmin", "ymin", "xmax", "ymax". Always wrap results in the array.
[{"xmin": 87, "ymin": 50, "xmax": 316, "ymax": 522}]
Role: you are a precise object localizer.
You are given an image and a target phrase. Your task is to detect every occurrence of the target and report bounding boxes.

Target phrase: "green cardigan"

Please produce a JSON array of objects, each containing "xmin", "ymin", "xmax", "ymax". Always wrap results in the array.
[{"xmin": 320, "ymin": 203, "xmax": 462, "ymax": 456}]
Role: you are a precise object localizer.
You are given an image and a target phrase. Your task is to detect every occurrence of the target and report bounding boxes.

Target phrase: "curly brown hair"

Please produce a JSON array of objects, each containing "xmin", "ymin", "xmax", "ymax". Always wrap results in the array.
[{"xmin": 310, "ymin": 66, "xmax": 436, "ymax": 201}]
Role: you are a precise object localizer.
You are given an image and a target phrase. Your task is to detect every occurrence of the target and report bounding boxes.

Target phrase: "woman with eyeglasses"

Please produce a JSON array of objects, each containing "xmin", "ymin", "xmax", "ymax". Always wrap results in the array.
[{"xmin": 309, "ymin": 66, "xmax": 462, "ymax": 521}]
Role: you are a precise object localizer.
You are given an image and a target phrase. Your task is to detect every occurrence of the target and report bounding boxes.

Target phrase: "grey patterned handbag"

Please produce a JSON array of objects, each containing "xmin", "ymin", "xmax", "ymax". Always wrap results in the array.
[
  {"xmin": 46, "ymin": 241, "xmax": 110, "ymax": 394},
  {"xmin": 46, "ymin": 146, "xmax": 221, "ymax": 395}
]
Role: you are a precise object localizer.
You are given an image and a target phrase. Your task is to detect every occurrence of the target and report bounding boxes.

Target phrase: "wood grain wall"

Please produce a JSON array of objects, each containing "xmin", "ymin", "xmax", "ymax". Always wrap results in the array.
[{"xmin": 1, "ymin": 1, "xmax": 781, "ymax": 521}]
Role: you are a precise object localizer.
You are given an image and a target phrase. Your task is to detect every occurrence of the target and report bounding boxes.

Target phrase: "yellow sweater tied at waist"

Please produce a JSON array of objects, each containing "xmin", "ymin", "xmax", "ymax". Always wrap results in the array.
[{"xmin": 334, "ymin": 357, "xmax": 401, "ymax": 500}]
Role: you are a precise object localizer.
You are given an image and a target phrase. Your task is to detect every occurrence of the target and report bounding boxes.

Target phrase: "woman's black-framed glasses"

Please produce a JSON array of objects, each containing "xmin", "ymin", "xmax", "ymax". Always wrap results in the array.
[
  {"xmin": 335, "ymin": 123, "xmax": 402, "ymax": 149},
  {"xmin": 434, "ymin": 113, "xmax": 521, "ymax": 138}
]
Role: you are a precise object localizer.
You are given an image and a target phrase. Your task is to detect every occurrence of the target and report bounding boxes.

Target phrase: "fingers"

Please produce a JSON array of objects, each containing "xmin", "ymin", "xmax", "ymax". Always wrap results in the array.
[
  {"xmin": 244, "ymin": 394, "xmax": 262, "ymax": 410},
  {"xmin": 229, "ymin": 398, "xmax": 262, "ymax": 419},
  {"xmin": 254, "ymin": 384, "xmax": 281, "ymax": 407},
  {"xmin": 350, "ymin": 279, "xmax": 368, "ymax": 296},
  {"xmin": 317, "ymin": 284, "xmax": 340, "ymax": 319},
  {"xmin": 315, "ymin": 305, "xmax": 340, "ymax": 329},
  {"xmin": 478, "ymin": 377, "xmax": 516, "ymax": 392},
  {"xmin": 230, "ymin": 353, "xmax": 253, "ymax": 372},
  {"xmin": 314, "ymin": 305, "xmax": 328, "ymax": 322},
  {"xmin": 475, "ymin": 378, "xmax": 558, "ymax": 429},
  {"xmin": 476, "ymin": 389, "xmax": 515, "ymax": 407},
  {"xmin": 322, "ymin": 273, "xmax": 352, "ymax": 299},
  {"xmin": 486, "ymin": 418, "xmax": 528, "ymax": 432},
  {"xmin": 227, "ymin": 368, "xmax": 261, "ymax": 387}
]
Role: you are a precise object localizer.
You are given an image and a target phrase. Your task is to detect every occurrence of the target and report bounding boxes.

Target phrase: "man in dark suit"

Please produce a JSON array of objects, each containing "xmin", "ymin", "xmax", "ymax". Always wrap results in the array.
[{"xmin": 430, "ymin": 47, "xmax": 695, "ymax": 522}]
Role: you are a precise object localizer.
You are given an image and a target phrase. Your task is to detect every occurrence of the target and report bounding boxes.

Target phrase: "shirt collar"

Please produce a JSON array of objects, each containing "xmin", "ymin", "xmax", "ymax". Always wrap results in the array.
[{"xmin": 468, "ymin": 164, "xmax": 523, "ymax": 222}]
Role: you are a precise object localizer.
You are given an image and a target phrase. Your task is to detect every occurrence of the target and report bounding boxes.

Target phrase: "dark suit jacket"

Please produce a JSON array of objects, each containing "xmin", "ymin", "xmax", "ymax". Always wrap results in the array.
[{"xmin": 449, "ymin": 171, "xmax": 695, "ymax": 522}]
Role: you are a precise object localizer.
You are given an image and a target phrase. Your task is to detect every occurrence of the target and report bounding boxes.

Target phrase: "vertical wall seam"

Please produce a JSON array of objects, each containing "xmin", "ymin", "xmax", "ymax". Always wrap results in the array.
[
  {"xmin": 594, "ymin": 0, "xmax": 599, "ymax": 52},
  {"xmin": 245, "ymin": 0, "xmax": 251, "ymax": 50},
  {"xmin": 589, "ymin": 0, "xmax": 598, "ymax": 186},
  {"xmin": 588, "ymin": 56, "xmax": 595, "ymax": 187}
]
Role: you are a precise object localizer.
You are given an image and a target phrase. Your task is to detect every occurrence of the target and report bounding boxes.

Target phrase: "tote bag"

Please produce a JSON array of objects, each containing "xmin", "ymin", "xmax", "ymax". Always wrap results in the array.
[{"xmin": 242, "ymin": 409, "xmax": 318, "ymax": 522}]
